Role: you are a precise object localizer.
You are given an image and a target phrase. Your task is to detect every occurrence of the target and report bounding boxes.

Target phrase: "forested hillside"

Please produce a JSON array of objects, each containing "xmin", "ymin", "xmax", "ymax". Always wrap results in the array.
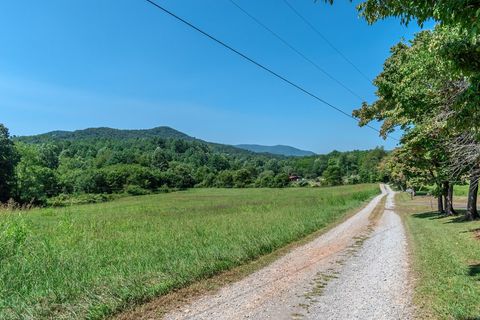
[
  {"xmin": 16, "ymin": 126, "xmax": 254, "ymax": 156},
  {"xmin": 0, "ymin": 125, "xmax": 387, "ymax": 205},
  {"xmin": 16, "ymin": 126, "xmax": 194, "ymax": 142},
  {"xmin": 236, "ymin": 144, "xmax": 316, "ymax": 156}
]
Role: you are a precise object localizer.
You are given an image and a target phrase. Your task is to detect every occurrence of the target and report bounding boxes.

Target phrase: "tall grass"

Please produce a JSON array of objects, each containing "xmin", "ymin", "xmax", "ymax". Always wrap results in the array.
[{"xmin": 0, "ymin": 184, "xmax": 378, "ymax": 319}]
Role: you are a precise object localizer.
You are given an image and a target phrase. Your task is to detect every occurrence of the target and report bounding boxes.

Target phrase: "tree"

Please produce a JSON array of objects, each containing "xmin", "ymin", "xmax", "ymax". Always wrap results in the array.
[
  {"xmin": 325, "ymin": 0, "xmax": 480, "ymax": 36},
  {"xmin": 351, "ymin": 28, "xmax": 473, "ymax": 215},
  {"xmin": 10, "ymin": 126, "xmax": 388, "ymax": 203},
  {"xmin": 216, "ymin": 170, "xmax": 234, "ymax": 188},
  {"xmin": 326, "ymin": 1, "xmax": 480, "ymax": 218},
  {"xmin": 151, "ymin": 147, "xmax": 170, "ymax": 170},
  {"xmin": 273, "ymin": 173, "xmax": 290, "ymax": 188},
  {"xmin": 233, "ymin": 169, "xmax": 252, "ymax": 188},
  {"xmin": 14, "ymin": 143, "xmax": 58, "ymax": 204},
  {"xmin": 466, "ymin": 169, "xmax": 479, "ymax": 220},
  {"xmin": 358, "ymin": 147, "xmax": 386, "ymax": 183},
  {"xmin": 0, "ymin": 124, "xmax": 18, "ymax": 202},
  {"xmin": 255, "ymin": 170, "xmax": 276, "ymax": 187},
  {"xmin": 322, "ymin": 160, "xmax": 343, "ymax": 186}
]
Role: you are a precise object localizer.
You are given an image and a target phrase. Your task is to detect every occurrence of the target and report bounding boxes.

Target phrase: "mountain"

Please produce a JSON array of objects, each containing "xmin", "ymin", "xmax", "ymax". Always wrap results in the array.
[
  {"xmin": 15, "ymin": 126, "xmax": 275, "ymax": 157},
  {"xmin": 16, "ymin": 127, "xmax": 313, "ymax": 157},
  {"xmin": 236, "ymin": 144, "xmax": 316, "ymax": 157},
  {"xmin": 16, "ymin": 126, "xmax": 193, "ymax": 143}
]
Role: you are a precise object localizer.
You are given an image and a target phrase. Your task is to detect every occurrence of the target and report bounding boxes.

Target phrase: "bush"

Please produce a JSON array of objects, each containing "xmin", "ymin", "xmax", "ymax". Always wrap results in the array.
[
  {"xmin": 125, "ymin": 185, "xmax": 150, "ymax": 196},
  {"xmin": 297, "ymin": 180, "xmax": 309, "ymax": 187},
  {"xmin": 46, "ymin": 193, "xmax": 116, "ymax": 207},
  {"xmin": 273, "ymin": 173, "xmax": 290, "ymax": 188}
]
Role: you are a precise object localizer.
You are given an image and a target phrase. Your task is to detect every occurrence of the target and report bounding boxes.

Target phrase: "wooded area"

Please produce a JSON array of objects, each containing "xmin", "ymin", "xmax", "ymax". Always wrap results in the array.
[
  {"xmin": 331, "ymin": 0, "xmax": 480, "ymax": 221},
  {"xmin": 0, "ymin": 125, "xmax": 386, "ymax": 206}
]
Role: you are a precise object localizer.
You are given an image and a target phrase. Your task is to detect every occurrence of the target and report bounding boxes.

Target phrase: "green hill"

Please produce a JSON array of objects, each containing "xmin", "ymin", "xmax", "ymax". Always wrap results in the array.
[
  {"xmin": 16, "ymin": 126, "xmax": 193, "ymax": 143},
  {"xmin": 15, "ymin": 126, "xmax": 259, "ymax": 156}
]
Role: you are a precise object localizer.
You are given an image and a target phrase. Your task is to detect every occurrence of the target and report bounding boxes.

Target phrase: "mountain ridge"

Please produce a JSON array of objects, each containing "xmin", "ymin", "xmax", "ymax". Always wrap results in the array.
[
  {"xmin": 236, "ymin": 144, "xmax": 315, "ymax": 157},
  {"xmin": 16, "ymin": 126, "xmax": 314, "ymax": 157},
  {"xmin": 16, "ymin": 126, "xmax": 193, "ymax": 142}
]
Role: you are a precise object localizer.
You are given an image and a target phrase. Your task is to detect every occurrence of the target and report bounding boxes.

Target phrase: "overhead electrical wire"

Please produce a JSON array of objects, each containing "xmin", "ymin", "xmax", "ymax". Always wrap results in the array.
[
  {"xmin": 282, "ymin": 0, "xmax": 372, "ymax": 83},
  {"xmin": 228, "ymin": 0, "xmax": 365, "ymax": 102},
  {"xmin": 143, "ymin": 0, "xmax": 398, "ymax": 141}
]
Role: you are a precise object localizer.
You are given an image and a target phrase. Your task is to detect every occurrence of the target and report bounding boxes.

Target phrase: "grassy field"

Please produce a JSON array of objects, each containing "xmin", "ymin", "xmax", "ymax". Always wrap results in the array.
[
  {"xmin": 0, "ymin": 184, "xmax": 378, "ymax": 319},
  {"xmin": 397, "ymin": 193, "xmax": 480, "ymax": 319},
  {"xmin": 417, "ymin": 184, "xmax": 470, "ymax": 197},
  {"xmin": 415, "ymin": 184, "xmax": 470, "ymax": 197},
  {"xmin": 454, "ymin": 184, "xmax": 470, "ymax": 197}
]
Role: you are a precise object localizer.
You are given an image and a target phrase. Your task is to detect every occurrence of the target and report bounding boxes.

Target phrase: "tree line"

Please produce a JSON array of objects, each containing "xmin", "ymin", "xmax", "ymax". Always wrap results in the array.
[
  {"xmin": 326, "ymin": 0, "xmax": 480, "ymax": 220},
  {"xmin": 0, "ymin": 124, "xmax": 386, "ymax": 206}
]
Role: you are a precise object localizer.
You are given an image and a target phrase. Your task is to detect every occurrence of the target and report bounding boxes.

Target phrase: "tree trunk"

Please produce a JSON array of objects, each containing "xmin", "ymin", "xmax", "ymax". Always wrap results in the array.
[
  {"xmin": 466, "ymin": 170, "xmax": 480, "ymax": 220},
  {"xmin": 437, "ymin": 195, "xmax": 444, "ymax": 213},
  {"xmin": 442, "ymin": 181, "xmax": 449, "ymax": 215},
  {"xmin": 447, "ymin": 183, "xmax": 456, "ymax": 215},
  {"xmin": 437, "ymin": 183, "xmax": 445, "ymax": 214}
]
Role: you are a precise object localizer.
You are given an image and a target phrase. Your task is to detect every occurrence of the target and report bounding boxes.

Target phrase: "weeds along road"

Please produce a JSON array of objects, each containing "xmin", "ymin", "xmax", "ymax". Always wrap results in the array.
[{"xmin": 162, "ymin": 184, "xmax": 413, "ymax": 320}]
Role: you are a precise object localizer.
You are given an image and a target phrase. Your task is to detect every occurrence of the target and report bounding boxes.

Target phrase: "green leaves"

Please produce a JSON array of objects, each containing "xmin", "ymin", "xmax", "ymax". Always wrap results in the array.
[{"xmin": 0, "ymin": 124, "xmax": 18, "ymax": 202}]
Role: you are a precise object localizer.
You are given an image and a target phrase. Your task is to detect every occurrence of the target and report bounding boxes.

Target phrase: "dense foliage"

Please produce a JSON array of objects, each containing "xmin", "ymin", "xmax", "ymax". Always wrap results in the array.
[
  {"xmin": 0, "ymin": 125, "xmax": 386, "ymax": 205},
  {"xmin": 327, "ymin": 1, "xmax": 480, "ymax": 220},
  {"xmin": 326, "ymin": 0, "xmax": 480, "ymax": 36},
  {"xmin": 0, "ymin": 125, "xmax": 18, "ymax": 202}
]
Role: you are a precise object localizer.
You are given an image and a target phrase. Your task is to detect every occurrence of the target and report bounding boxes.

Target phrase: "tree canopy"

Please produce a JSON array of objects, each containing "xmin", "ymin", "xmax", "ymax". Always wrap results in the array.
[
  {"xmin": 0, "ymin": 124, "xmax": 18, "ymax": 202},
  {"xmin": 324, "ymin": 0, "xmax": 480, "ymax": 36}
]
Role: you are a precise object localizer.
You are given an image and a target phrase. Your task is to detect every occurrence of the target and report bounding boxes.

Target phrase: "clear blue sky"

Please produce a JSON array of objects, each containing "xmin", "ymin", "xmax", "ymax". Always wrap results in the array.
[{"xmin": 0, "ymin": 0, "xmax": 429, "ymax": 153}]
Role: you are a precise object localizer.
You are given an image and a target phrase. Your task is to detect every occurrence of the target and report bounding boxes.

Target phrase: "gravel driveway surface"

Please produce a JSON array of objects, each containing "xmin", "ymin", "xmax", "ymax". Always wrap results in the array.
[{"xmin": 163, "ymin": 184, "xmax": 413, "ymax": 320}]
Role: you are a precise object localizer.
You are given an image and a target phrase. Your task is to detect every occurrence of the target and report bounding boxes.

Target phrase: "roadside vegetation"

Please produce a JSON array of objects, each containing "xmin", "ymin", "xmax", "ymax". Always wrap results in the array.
[
  {"xmin": 0, "ymin": 184, "xmax": 378, "ymax": 319},
  {"xmin": 325, "ymin": 1, "xmax": 480, "ymax": 220},
  {"xmin": 323, "ymin": 1, "xmax": 480, "ymax": 317},
  {"xmin": 397, "ymin": 193, "xmax": 480, "ymax": 319}
]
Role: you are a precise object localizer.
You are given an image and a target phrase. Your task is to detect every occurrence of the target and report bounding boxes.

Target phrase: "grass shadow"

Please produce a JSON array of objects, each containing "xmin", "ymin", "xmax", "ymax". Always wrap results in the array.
[
  {"xmin": 411, "ymin": 210, "xmax": 480, "ymax": 225},
  {"xmin": 460, "ymin": 227, "xmax": 480, "ymax": 236},
  {"xmin": 469, "ymin": 264, "xmax": 480, "ymax": 277},
  {"xmin": 444, "ymin": 211, "xmax": 475, "ymax": 224},
  {"xmin": 411, "ymin": 211, "xmax": 447, "ymax": 220}
]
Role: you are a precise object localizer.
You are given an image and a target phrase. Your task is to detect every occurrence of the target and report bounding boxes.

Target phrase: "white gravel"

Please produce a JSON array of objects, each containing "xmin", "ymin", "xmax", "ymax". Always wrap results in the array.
[
  {"xmin": 300, "ymin": 185, "xmax": 413, "ymax": 319},
  {"xmin": 163, "ymin": 184, "xmax": 413, "ymax": 320}
]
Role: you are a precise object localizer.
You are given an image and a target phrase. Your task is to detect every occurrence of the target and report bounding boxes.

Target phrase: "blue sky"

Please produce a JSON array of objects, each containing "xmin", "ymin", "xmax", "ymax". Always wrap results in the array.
[{"xmin": 0, "ymin": 0, "xmax": 429, "ymax": 153}]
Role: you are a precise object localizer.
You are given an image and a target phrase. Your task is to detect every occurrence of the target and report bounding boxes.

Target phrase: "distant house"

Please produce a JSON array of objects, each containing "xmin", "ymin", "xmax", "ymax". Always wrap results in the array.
[{"xmin": 289, "ymin": 175, "xmax": 301, "ymax": 182}]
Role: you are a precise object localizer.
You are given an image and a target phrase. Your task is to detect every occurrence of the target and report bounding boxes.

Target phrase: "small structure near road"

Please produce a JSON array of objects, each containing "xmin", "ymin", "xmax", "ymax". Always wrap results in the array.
[{"xmin": 289, "ymin": 175, "xmax": 301, "ymax": 182}]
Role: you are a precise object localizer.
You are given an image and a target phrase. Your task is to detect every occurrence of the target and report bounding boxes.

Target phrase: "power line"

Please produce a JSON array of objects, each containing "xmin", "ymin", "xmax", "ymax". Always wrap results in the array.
[
  {"xmin": 143, "ymin": 0, "xmax": 398, "ymax": 141},
  {"xmin": 282, "ymin": 0, "xmax": 372, "ymax": 84},
  {"xmin": 228, "ymin": 0, "xmax": 365, "ymax": 102}
]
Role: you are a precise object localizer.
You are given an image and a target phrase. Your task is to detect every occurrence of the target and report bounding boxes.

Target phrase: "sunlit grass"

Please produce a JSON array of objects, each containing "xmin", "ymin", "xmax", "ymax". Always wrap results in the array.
[
  {"xmin": 398, "ymin": 193, "xmax": 480, "ymax": 319},
  {"xmin": 454, "ymin": 184, "xmax": 470, "ymax": 197},
  {"xmin": 0, "ymin": 184, "xmax": 378, "ymax": 319}
]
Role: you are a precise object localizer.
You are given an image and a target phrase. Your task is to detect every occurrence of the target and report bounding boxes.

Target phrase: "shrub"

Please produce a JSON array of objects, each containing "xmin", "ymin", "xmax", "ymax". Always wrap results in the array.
[{"xmin": 125, "ymin": 185, "xmax": 150, "ymax": 196}]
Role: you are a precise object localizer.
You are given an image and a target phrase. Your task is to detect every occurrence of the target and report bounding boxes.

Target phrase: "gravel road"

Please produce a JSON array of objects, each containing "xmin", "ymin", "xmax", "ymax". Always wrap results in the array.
[{"xmin": 164, "ymin": 184, "xmax": 413, "ymax": 320}]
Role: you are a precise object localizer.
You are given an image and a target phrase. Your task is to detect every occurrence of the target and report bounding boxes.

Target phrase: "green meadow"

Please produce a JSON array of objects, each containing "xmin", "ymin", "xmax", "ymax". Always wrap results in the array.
[{"xmin": 0, "ymin": 184, "xmax": 378, "ymax": 319}]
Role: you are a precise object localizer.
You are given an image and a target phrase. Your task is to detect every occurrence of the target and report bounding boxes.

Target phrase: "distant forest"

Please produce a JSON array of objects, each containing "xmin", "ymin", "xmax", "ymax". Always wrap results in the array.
[{"xmin": 0, "ymin": 125, "xmax": 387, "ymax": 206}]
